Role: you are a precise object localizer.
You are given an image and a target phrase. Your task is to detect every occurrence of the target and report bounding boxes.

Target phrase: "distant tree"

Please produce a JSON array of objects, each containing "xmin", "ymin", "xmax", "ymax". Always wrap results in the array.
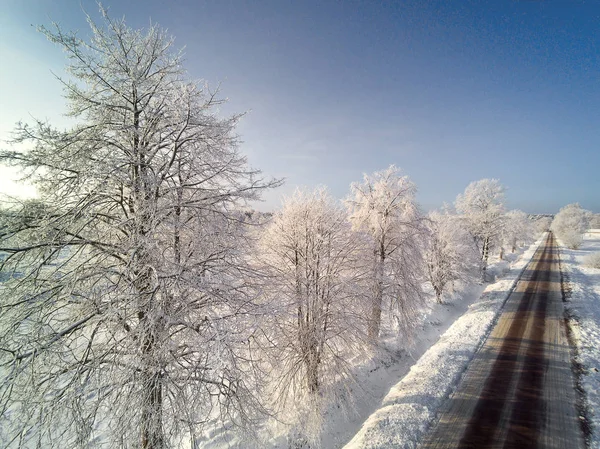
[
  {"xmin": 257, "ymin": 188, "xmax": 366, "ymax": 440},
  {"xmin": 455, "ymin": 179, "xmax": 506, "ymax": 281},
  {"xmin": 0, "ymin": 9, "xmax": 278, "ymax": 449},
  {"xmin": 590, "ymin": 213, "xmax": 600, "ymax": 229},
  {"xmin": 424, "ymin": 210, "xmax": 479, "ymax": 303},
  {"xmin": 551, "ymin": 203, "xmax": 590, "ymax": 249},
  {"xmin": 533, "ymin": 216, "xmax": 553, "ymax": 236},
  {"xmin": 500, "ymin": 210, "xmax": 532, "ymax": 258},
  {"xmin": 345, "ymin": 165, "xmax": 425, "ymax": 341}
]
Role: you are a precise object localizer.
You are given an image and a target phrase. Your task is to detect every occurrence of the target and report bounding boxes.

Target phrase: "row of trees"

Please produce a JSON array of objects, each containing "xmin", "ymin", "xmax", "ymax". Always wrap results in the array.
[
  {"xmin": 255, "ymin": 168, "xmax": 426, "ymax": 437},
  {"xmin": 232, "ymin": 172, "xmax": 539, "ymax": 445},
  {"xmin": 240, "ymin": 175, "xmax": 536, "ymax": 444},
  {"xmin": 0, "ymin": 10, "xmax": 537, "ymax": 448}
]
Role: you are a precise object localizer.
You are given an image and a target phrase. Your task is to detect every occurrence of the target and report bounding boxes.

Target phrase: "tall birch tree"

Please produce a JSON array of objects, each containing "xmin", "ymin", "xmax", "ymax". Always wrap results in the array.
[
  {"xmin": 424, "ymin": 210, "xmax": 479, "ymax": 303},
  {"xmin": 258, "ymin": 188, "xmax": 366, "ymax": 404},
  {"xmin": 345, "ymin": 165, "xmax": 425, "ymax": 341},
  {"xmin": 0, "ymin": 9, "xmax": 278, "ymax": 448},
  {"xmin": 500, "ymin": 209, "xmax": 532, "ymax": 258},
  {"xmin": 455, "ymin": 179, "xmax": 505, "ymax": 281}
]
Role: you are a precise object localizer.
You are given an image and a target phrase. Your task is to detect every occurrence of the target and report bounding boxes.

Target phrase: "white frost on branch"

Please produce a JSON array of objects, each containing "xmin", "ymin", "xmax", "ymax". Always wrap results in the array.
[
  {"xmin": 345, "ymin": 165, "xmax": 425, "ymax": 341},
  {"xmin": 256, "ymin": 187, "xmax": 368, "ymax": 445},
  {"xmin": 500, "ymin": 210, "xmax": 533, "ymax": 258},
  {"xmin": 551, "ymin": 203, "xmax": 591, "ymax": 249},
  {"xmin": 455, "ymin": 178, "xmax": 506, "ymax": 281},
  {"xmin": 424, "ymin": 209, "xmax": 480, "ymax": 303}
]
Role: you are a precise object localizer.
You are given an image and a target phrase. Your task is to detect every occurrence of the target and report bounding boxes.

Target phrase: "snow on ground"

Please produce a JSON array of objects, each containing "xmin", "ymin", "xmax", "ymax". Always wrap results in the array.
[
  {"xmin": 558, "ymin": 229, "xmax": 600, "ymax": 449},
  {"xmin": 197, "ymin": 237, "xmax": 542, "ymax": 449},
  {"xmin": 342, "ymin": 235, "xmax": 543, "ymax": 449},
  {"xmin": 315, "ymin": 284, "xmax": 486, "ymax": 449}
]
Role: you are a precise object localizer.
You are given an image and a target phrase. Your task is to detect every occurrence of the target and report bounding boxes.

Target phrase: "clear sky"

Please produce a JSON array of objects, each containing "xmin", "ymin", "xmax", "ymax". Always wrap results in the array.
[{"xmin": 1, "ymin": 0, "xmax": 599, "ymax": 213}]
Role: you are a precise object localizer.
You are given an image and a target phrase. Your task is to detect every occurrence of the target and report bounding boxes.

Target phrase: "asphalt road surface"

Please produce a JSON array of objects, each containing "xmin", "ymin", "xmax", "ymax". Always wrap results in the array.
[{"xmin": 420, "ymin": 232, "xmax": 584, "ymax": 449}]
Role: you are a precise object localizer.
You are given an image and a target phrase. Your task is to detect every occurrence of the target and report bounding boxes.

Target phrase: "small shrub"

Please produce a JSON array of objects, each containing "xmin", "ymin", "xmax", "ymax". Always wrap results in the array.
[{"xmin": 583, "ymin": 252, "xmax": 600, "ymax": 269}]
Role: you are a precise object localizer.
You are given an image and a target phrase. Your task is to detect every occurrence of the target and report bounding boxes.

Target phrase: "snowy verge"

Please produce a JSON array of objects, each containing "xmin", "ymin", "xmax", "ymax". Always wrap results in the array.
[
  {"xmin": 558, "ymin": 230, "xmax": 600, "ymax": 449},
  {"xmin": 343, "ymin": 235, "xmax": 544, "ymax": 449}
]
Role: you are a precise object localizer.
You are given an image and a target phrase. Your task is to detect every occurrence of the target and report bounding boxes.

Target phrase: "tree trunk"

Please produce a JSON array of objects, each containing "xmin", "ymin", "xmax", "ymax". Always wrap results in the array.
[
  {"xmin": 141, "ymin": 370, "xmax": 164, "ymax": 449},
  {"xmin": 369, "ymin": 249, "xmax": 385, "ymax": 341},
  {"xmin": 306, "ymin": 344, "xmax": 320, "ymax": 394},
  {"xmin": 481, "ymin": 236, "xmax": 490, "ymax": 282},
  {"xmin": 369, "ymin": 291, "xmax": 382, "ymax": 341}
]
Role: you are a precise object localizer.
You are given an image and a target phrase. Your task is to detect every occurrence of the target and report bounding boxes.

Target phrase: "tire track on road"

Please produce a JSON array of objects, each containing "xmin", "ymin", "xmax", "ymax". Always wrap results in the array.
[{"xmin": 420, "ymin": 234, "xmax": 583, "ymax": 449}]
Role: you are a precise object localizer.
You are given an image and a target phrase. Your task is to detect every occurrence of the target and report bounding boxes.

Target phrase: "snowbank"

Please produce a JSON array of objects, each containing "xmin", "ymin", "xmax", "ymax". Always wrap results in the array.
[
  {"xmin": 343, "ymin": 236, "xmax": 543, "ymax": 449},
  {"xmin": 559, "ymin": 231, "xmax": 600, "ymax": 449}
]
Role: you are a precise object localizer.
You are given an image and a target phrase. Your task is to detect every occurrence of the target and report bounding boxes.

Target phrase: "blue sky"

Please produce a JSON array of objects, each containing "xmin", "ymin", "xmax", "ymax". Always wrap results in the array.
[{"xmin": 1, "ymin": 0, "xmax": 599, "ymax": 213}]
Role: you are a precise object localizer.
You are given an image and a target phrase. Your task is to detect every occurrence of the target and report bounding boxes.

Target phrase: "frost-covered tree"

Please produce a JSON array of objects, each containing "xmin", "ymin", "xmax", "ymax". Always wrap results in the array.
[
  {"xmin": 424, "ymin": 210, "xmax": 479, "ymax": 303},
  {"xmin": 257, "ymin": 188, "xmax": 366, "ymax": 437},
  {"xmin": 551, "ymin": 203, "xmax": 590, "ymax": 249},
  {"xmin": 534, "ymin": 216, "xmax": 553, "ymax": 236},
  {"xmin": 455, "ymin": 179, "xmax": 505, "ymax": 281},
  {"xmin": 346, "ymin": 165, "xmax": 425, "ymax": 341},
  {"xmin": 583, "ymin": 252, "xmax": 600, "ymax": 269},
  {"xmin": 0, "ymin": 9, "xmax": 278, "ymax": 449},
  {"xmin": 500, "ymin": 210, "xmax": 532, "ymax": 258}
]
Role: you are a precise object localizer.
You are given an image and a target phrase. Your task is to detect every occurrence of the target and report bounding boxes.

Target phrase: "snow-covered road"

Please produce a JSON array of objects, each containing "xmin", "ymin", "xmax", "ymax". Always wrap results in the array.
[{"xmin": 421, "ymin": 232, "xmax": 582, "ymax": 449}]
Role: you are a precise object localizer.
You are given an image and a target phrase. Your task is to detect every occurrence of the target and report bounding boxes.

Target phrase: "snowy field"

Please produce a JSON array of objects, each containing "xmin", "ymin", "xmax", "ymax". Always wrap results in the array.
[
  {"xmin": 199, "ymin": 236, "xmax": 543, "ymax": 449},
  {"xmin": 559, "ymin": 229, "xmax": 600, "ymax": 449}
]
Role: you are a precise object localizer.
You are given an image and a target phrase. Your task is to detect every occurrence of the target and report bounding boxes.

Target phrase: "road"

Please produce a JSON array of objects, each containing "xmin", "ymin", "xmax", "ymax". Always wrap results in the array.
[{"xmin": 420, "ymin": 232, "xmax": 585, "ymax": 449}]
